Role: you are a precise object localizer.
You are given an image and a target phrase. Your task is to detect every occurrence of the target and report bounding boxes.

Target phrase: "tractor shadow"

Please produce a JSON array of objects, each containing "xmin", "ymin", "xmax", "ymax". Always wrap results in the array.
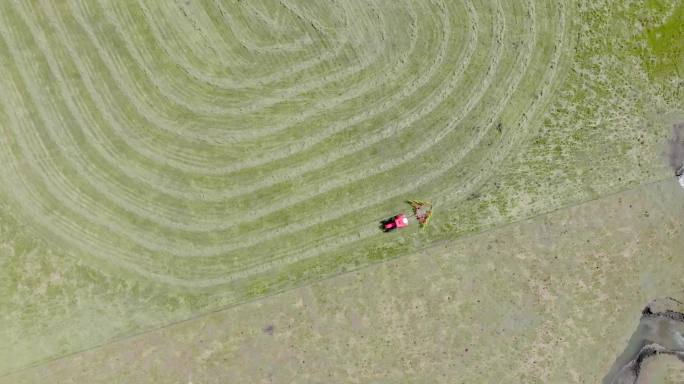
[{"xmin": 379, "ymin": 217, "xmax": 396, "ymax": 232}]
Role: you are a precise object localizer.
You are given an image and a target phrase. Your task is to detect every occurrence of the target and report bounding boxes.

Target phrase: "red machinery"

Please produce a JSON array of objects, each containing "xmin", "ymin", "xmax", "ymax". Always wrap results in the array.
[{"xmin": 382, "ymin": 214, "xmax": 409, "ymax": 232}]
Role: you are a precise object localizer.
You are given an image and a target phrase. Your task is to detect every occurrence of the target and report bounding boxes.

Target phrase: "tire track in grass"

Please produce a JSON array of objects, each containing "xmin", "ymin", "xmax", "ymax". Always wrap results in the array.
[
  {"xmin": 42, "ymin": 0, "xmax": 476, "ymax": 210},
  {"xmin": 226, "ymin": 0, "xmax": 573, "ymax": 283},
  {"xmin": 96, "ymin": 0, "xmax": 414, "ymax": 147},
  {"xmin": 0, "ymin": 67, "xmax": 171, "ymax": 284},
  {"xmin": 65, "ymin": 0, "xmax": 422, "ymax": 174},
  {"xmin": 2, "ymin": 0, "xmax": 470, "ymax": 260},
  {"xmin": 4, "ymin": 0, "xmax": 454, "ymax": 243},
  {"xmin": 30, "ymin": 0, "xmax": 438, "ymax": 210},
  {"xmin": 2, "ymin": 0, "xmax": 488, "ymax": 272},
  {"xmin": 133, "ymin": 0, "xmax": 348, "ymax": 114},
  {"xmin": 283, "ymin": 0, "xmax": 569, "ymax": 270},
  {"xmin": 176, "ymin": 0, "xmax": 560, "ymax": 280},
  {"xmin": 0, "ymin": 5, "xmax": 228, "ymax": 279},
  {"xmin": 81, "ymin": 0, "xmax": 454, "ymax": 190},
  {"xmin": 0, "ymin": 3, "xmax": 572, "ymax": 287},
  {"xmin": 211, "ymin": 0, "xmax": 316, "ymax": 54},
  {"xmin": 236, "ymin": 0, "xmax": 315, "ymax": 53},
  {"xmin": 0, "ymin": 0, "xmax": 412, "ymax": 264},
  {"xmin": 0, "ymin": 0, "xmax": 418, "ymax": 264},
  {"xmin": 206, "ymin": 0, "xmax": 531, "ymax": 278},
  {"xmin": 90, "ymin": 0, "xmax": 430, "ymax": 151},
  {"xmin": 400, "ymin": 0, "xmax": 571, "ymax": 210},
  {"xmin": 140, "ymin": 0, "xmax": 352, "ymax": 111},
  {"xmin": 24, "ymin": 0, "xmax": 472, "ymax": 248},
  {"xmin": 7, "ymin": 1, "xmax": 209, "ymax": 237},
  {"xmin": 85, "ymin": 0, "xmax": 458, "ymax": 206}
]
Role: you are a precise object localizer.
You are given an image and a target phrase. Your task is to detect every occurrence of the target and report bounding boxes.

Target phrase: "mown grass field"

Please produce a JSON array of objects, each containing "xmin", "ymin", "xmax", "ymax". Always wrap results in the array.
[{"xmin": 0, "ymin": 0, "xmax": 681, "ymax": 380}]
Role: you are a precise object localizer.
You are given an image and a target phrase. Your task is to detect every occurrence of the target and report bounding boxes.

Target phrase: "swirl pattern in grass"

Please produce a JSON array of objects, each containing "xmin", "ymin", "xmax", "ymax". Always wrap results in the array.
[{"xmin": 0, "ymin": 0, "xmax": 569, "ymax": 290}]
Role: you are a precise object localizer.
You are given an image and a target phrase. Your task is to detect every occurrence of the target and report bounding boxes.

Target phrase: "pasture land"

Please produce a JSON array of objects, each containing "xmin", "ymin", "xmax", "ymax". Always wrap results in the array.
[
  {"xmin": 0, "ymin": 0, "xmax": 681, "ymax": 379},
  {"xmin": 3, "ymin": 178, "xmax": 683, "ymax": 383}
]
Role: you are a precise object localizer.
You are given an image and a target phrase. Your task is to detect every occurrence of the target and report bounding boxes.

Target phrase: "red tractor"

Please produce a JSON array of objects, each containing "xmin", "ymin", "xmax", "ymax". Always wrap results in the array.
[{"xmin": 381, "ymin": 214, "xmax": 409, "ymax": 232}]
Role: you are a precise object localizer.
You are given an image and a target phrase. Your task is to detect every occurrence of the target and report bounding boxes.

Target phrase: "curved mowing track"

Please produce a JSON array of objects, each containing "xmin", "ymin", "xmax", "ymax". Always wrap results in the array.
[{"xmin": 0, "ymin": 0, "xmax": 571, "ymax": 290}]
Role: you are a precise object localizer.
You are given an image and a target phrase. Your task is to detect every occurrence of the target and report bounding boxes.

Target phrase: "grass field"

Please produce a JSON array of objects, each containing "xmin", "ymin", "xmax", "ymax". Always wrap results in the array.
[
  {"xmin": 4, "ymin": 179, "xmax": 683, "ymax": 383},
  {"xmin": 0, "ymin": 0, "xmax": 682, "ymax": 381}
]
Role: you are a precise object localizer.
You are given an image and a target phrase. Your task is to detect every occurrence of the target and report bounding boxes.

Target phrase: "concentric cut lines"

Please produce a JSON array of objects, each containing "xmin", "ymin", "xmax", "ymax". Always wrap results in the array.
[{"xmin": 0, "ymin": 0, "xmax": 572, "ymax": 288}]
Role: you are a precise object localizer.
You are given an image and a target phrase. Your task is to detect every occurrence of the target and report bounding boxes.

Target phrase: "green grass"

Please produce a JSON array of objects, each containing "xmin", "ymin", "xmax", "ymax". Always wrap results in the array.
[
  {"xmin": 0, "ymin": 0, "xmax": 681, "ymax": 376},
  {"xmin": 4, "ymin": 179, "xmax": 683, "ymax": 383},
  {"xmin": 643, "ymin": 0, "xmax": 684, "ymax": 80}
]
